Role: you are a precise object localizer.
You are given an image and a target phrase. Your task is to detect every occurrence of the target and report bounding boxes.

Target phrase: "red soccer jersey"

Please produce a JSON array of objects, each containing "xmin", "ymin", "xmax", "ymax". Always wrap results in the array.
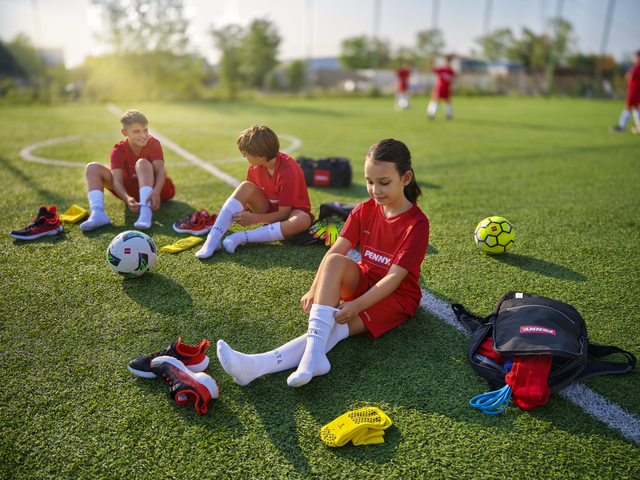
[
  {"xmin": 246, "ymin": 152, "xmax": 313, "ymax": 218},
  {"xmin": 340, "ymin": 198, "xmax": 429, "ymax": 311},
  {"xmin": 397, "ymin": 67, "xmax": 411, "ymax": 92},
  {"xmin": 434, "ymin": 67, "xmax": 455, "ymax": 90},
  {"xmin": 110, "ymin": 136, "xmax": 164, "ymax": 183},
  {"xmin": 628, "ymin": 64, "xmax": 640, "ymax": 89}
]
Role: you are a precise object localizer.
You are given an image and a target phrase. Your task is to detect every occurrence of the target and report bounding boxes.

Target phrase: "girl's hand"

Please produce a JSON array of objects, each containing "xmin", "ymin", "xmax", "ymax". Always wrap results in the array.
[
  {"xmin": 127, "ymin": 196, "xmax": 140, "ymax": 213},
  {"xmin": 300, "ymin": 291, "xmax": 315, "ymax": 313},
  {"xmin": 335, "ymin": 301, "xmax": 360, "ymax": 325},
  {"xmin": 232, "ymin": 211, "xmax": 256, "ymax": 227}
]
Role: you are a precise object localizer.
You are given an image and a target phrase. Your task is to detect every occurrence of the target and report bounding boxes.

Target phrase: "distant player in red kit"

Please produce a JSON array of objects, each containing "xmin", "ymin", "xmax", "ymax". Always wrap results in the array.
[
  {"xmin": 610, "ymin": 50, "xmax": 640, "ymax": 134},
  {"xmin": 427, "ymin": 55, "xmax": 456, "ymax": 120},
  {"xmin": 216, "ymin": 139, "xmax": 429, "ymax": 388},
  {"xmin": 395, "ymin": 63, "xmax": 412, "ymax": 110}
]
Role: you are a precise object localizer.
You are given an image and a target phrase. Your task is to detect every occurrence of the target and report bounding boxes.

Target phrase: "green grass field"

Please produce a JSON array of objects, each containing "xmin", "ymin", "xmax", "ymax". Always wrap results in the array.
[{"xmin": 1, "ymin": 96, "xmax": 639, "ymax": 479}]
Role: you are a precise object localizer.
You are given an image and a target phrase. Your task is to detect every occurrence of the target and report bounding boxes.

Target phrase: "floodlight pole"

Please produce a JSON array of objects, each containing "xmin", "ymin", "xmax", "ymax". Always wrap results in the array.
[
  {"xmin": 370, "ymin": 0, "xmax": 381, "ymax": 92},
  {"xmin": 594, "ymin": 0, "xmax": 616, "ymax": 97},
  {"xmin": 545, "ymin": 0, "xmax": 564, "ymax": 96}
]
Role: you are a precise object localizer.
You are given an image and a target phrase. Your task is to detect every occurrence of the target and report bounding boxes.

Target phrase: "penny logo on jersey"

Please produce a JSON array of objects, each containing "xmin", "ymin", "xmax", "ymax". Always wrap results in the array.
[{"xmin": 362, "ymin": 246, "xmax": 392, "ymax": 268}]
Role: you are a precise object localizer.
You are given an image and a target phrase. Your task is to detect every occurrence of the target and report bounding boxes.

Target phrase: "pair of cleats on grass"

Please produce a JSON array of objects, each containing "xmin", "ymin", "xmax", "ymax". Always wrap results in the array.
[
  {"xmin": 127, "ymin": 338, "xmax": 218, "ymax": 415},
  {"xmin": 172, "ymin": 209, "xmax": 248, "ymax": 256}
]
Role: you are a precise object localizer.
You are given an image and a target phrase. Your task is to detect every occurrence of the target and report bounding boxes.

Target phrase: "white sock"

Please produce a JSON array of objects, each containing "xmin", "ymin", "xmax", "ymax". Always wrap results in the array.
[
  {"xmin": 223, "ymin": 222, "xmax": 285, "ymax": 254},
  {"xmin": 287, "ymin": 304, "xmax": 338, "ymax": 387},
  {"xmin": 80, "ymin": 190, "xmax": 111, "ymax": 231},
  {"xmin": 216, "ymin": 322, "xmax": 349, "ymax": 386},
  {"xmin": 633, "ymin": 108, "xmax": 640, "ymax": 127},
  {"xmin": 445, "ymin": 103, "xmax": 453, "ymax": 119},
  {"xmin": 427, "ymin": 101, "xmax": 438, "ymax": 118},
  {"xmin": 618, "ymin": 109, "xmax": 630, "ymax": 130},
  {"xmin": 134, "ymin": 186, "xmax": 153, "ymax": 230},
  {"xmin": 196, "ymin": 197, "xmax": 244, "ymax": 258}
]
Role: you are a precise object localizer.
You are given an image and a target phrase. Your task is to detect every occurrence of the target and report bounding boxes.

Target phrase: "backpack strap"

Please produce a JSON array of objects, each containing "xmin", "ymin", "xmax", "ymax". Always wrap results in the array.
[
  {"xmin": 451, "ymin": 304, "xmax": 483, "ymax": 335},
  {"xmin": 572, "ymin": 343, "xmax": 637, "ymax": 383}
]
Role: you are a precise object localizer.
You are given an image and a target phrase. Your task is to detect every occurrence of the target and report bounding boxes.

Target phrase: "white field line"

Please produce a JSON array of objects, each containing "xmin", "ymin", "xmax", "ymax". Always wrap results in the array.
[{"xmin": 347, "ymin": 250, "xmax": 640, "ymax": 444}]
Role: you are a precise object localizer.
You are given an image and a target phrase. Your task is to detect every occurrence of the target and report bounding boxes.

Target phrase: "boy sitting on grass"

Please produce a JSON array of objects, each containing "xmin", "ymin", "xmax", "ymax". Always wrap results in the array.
[
  {"xmin": 80, "ymin": 109, "xmax": 175, "ymax": 231},
  {"xmin": 196, "ymin": 125, "xmax": 314, "ymax": 258}
]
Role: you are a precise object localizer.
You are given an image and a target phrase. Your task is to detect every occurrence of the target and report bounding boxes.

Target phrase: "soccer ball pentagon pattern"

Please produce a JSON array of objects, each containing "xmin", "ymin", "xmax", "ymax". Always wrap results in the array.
[
  {"xmin": 475, "ymin": 216, "xmax": 515, "ymax": 254},
  {"xmin": 107, "ymin": 230, "xmax": 157, "ymax": 277}
]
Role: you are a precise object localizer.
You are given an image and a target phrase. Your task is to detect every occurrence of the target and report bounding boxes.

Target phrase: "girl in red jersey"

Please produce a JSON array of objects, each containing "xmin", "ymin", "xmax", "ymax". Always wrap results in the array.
[
  {"xmin": 610, "ymin": 51, "xmax": 640, "ymax": 134},
  {"xmin": 216, "ymin": 139, "xmax": 429, "ymax": 387}
]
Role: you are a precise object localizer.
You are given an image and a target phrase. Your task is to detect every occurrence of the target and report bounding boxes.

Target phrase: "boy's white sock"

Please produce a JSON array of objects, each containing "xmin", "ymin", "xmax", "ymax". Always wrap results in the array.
[
  {"xmin": 196, "ymin": 197, "xmax": 244, "ymax": 258},
  {"xmin": 287, "ymin": 304, "xmax": 338, "ymax": 387},
  {"xmin": 618, "ymin": 109, "xmax": 631, "ymax": 129},
  {"xmin": 134, "ymin": 186, "xmax": 153, "ymax": 230},
  {"xmin": 427, "ymin": 101, "xmax": 439, "ymax": 118},
  {"xmin": 223, "ymin": 222, "xmax": 285, "ymax": 254},
  {"xmin": 632, "ymin": 108, "xmax": 640, "ymax": 127},
  {"xmin": 445, "ymin": 103, "xmax": 453, "ymax": 119},
  {"xmin": 216, "ymin": 322, "xmax": 348, "ymax": 386},
  {"xmin": 80, "ymin": 190, "xmax": 111, "ymax": 231}
]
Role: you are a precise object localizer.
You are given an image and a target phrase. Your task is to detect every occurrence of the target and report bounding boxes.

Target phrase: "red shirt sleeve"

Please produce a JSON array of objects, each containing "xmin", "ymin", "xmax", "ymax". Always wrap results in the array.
[
  {"xmin": 110, "ymin": 143, "xmax": 125, "ymax": 170},
  {"xmin": 394, "ymin": 217, "xmax": 429, "ymax": 276},
  {"xmin": 147, "ymin": 137, "xmax": 164, "ymax": 162}
]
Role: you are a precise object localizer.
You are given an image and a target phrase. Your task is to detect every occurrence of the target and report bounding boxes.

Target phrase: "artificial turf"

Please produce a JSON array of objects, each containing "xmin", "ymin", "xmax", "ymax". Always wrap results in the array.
[{"xmin": 0, "ymin": 96, "xmax": 638, "ymax": 479}]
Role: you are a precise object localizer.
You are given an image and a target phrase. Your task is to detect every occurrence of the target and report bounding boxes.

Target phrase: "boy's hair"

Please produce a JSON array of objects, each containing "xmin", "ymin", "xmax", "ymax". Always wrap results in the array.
[
  {"xmin": 237, "ymin": 125, "xmax": 280, "ymax": 161},
  {"xmin": 367, "ymin": 139, "xmax": 423, "ymax": 204},
  {"xmin": 120, "ymin": 109, "xmax": 148, "ymax": 128}
]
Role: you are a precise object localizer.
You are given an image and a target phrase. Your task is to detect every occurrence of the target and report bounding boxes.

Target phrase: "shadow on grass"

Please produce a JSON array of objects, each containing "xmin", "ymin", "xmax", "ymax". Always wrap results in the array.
[
  {"xmin": 492, "ymin": 252, "xmax": 587, "ymax": 281},
  {"xmin": 0, "ymin": 154, "xmax": 67, "ymax": 206},
  {"xmin": 121, "ymin": 272, "xmax": 194, "ymax": 314}
]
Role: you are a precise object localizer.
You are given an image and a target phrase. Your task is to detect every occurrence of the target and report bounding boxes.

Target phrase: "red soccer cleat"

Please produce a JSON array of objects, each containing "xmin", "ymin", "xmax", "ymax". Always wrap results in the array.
[
  {"xmin": 128, "ymin": 337, "xmax": 211, "ymax": 378},
  {"xmin": 10, "ymin": 206, "xmax": 62, "ymax": 240},
  {"xmin": 150, "ymin": 356, "xmax": 219, "ymax": 415},
  {"xmin": 173, "ymin": 210, "xmax": 218, "ymax": 235}
]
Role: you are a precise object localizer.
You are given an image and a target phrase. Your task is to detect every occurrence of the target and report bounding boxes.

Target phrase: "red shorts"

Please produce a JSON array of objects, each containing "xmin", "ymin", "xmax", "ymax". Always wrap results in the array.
[
  {"xmin": 626, "ymin": 87, "xmax": 640, "ymax": 108},
  {"xmin": 108, "ymin": 176, "xmax": 175, "ymax": 203},
  {"xmin": 343, "ymin": 264, "xmax": 415, "ymax": 340},
  {"xmin": 434, "ymin": 86, "xmax": 450, "ymax": 100}
]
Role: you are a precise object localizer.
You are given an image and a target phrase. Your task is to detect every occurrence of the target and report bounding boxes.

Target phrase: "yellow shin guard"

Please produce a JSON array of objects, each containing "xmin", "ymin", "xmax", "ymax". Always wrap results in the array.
[
  {"xmin": 321, "ymin": 407, "xmax": 392, "ymax": 447},
  {"xmin": 161, "ymin": 236, "xmax": 204, "ymax": 253}
]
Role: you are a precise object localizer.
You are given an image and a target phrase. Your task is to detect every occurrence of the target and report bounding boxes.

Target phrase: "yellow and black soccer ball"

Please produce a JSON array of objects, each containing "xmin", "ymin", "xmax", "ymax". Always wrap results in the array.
[{"xmin": 474, "ymin": 216, "xmax": 515, "ymax": 254}]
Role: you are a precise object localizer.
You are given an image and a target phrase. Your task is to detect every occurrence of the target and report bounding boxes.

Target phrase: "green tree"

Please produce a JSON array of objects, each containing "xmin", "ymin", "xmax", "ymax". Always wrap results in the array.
[
  {"xmin": 416, "ymin": 28, "xmax": 445, "ymax": 62},
  {"xmin": 475, "ymin": 28, "xmax": 514, "ymax": 61},
  {"xmin": 339, "ymin": 36, "xmax": 390, "ymax": 69},
  {"xmin": 211, "ymin": 24, "xmax": 243, "ymax": 98},
  {"xmin": 238, "ymin": 19, "xmax": 281, "ymax": 88},
  {"xmin": 508, "ymin": 28, "xmax": 549, "ymax": 69},
  {"xmin": 285, "ymin": 60, "xmax": 306, "ymax": 92}
]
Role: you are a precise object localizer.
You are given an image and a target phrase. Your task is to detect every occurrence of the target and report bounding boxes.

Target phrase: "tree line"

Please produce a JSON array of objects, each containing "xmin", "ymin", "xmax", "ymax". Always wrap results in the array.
[{"xmin": 0, "ymin": 0, "xmax": 626, "ymax": 102}]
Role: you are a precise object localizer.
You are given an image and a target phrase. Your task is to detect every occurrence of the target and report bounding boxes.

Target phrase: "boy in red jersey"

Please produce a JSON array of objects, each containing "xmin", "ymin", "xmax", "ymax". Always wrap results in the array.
[
  {"xmin": 427, "ymin": 55, "xmax": 456, "ymax": 120},
  {"xmin": 196, "ymin": 125, "xmax": 314, "ymax": 258},
  {"xmin": 395, "ymin": 63, "xmax": 412, "ymax": 110},
  {"xmin": 80, "ymin": 109, "xmax": 174, "ymax": 231},
  {"xmin": 610, "ymin": 51, "xmax": 640, "ymax": 134},
  {"xmin": 216, "ymin": 139, "xmax": 429, "ymax": 388}
]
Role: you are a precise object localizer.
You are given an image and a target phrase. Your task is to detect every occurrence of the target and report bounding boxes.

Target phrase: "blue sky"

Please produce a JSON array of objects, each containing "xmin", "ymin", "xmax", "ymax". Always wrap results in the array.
[{"xmin": 1, "ymin": 0, "xmax": 638, "ymax": 68}]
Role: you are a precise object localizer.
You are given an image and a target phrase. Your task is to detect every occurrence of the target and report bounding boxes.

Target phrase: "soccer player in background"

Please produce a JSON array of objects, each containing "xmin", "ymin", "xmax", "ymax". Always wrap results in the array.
[
  {"xmin": 610, "ymin": 50, "xmax": 640, "ymax": 134},
  {"xmin": 427, "ymin": 55, "xmax": 456, "ymax": 120},
  {"xmin": 395, "ymin": 63, "xmax": 412, "ymax": 110}
]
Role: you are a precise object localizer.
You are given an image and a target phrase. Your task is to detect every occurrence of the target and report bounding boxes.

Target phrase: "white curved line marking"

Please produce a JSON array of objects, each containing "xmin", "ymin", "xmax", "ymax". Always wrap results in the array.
[{"xmin": 20, "ymin": 132, "xmax": 115, "ymax": 168}]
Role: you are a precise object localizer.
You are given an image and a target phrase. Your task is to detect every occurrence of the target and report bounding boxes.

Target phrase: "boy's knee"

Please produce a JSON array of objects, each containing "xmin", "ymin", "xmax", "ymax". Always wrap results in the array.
[{"xmin": 135, "ymin": 158, "xmax": 153, "ymax": 170}]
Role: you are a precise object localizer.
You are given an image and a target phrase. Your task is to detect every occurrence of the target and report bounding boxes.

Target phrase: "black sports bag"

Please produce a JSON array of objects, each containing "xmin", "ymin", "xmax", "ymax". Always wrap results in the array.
[
  {"xmin": 452, "ymin": 291, "xmax": 636, "ymax": 393},
  {"xmin": 296, "ymin": 156, "xmax": 352, "ymax": 188}
]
